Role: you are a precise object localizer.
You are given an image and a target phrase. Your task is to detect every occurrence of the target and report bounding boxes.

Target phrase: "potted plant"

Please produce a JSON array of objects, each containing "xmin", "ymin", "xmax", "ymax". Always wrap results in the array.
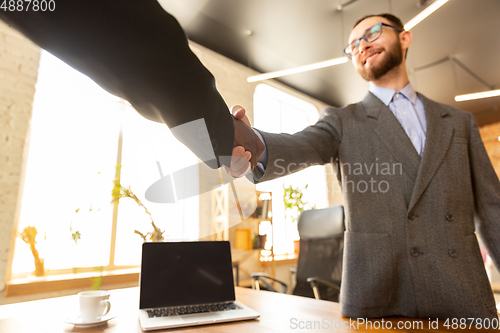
[
  {"xmin": 283, "ymin": 184, "xmax": 314, "ymax": 254},
  {"xmin": 111, "ymin": 164, "xmax": 165, "ymax": 242}
]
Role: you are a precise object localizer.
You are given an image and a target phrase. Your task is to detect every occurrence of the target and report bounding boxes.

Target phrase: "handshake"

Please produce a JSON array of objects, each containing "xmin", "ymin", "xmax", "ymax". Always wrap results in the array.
[{"xmin": 229, "ymin": 105, "xmax": 264, "ymax": 178}]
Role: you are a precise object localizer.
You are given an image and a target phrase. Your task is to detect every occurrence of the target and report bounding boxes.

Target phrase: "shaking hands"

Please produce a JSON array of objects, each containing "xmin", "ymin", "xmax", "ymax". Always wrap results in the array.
[{"xmin": 227, "ymin": 105, "xmax": 264, "ymax": 178}]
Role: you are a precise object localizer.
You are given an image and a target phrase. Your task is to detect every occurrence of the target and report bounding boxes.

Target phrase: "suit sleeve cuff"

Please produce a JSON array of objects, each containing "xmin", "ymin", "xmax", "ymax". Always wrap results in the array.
[
  {"xmin": 245, "ymin": 128, "xmax": 267, "ymax": 183},
  {"xmin": 252, "ymin": 128, "xmax": 268, "ymax": 167}
]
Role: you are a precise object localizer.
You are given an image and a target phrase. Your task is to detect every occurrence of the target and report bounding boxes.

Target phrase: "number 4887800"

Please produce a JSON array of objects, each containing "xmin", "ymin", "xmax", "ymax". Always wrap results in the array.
[{"xmin": 1, "ymin": 0, "xmax": 56, "ymax": 12}]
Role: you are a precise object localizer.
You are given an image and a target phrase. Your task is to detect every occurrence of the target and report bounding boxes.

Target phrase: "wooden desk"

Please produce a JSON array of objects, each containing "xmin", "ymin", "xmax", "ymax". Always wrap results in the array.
[{"xmin": 0, "ymin": 287, "xmax": 495, "ymax": 332}]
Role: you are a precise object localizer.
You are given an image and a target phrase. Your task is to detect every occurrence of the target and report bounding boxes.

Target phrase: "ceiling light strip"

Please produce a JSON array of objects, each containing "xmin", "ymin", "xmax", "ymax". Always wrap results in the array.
[
  {"xmin": 247, "ymin": 0, "xmax": 450, "ymax": 82},
  {"xmin": 247, "ymin": 57, "xmax": 348, "ymax": 82},
  {"xmin": 404, "ymin": 0, "xmax": 450, "ymax": 31},
  {"xmin": 455, "ymin": 89, "xmax": 500, "ymax": 102}
]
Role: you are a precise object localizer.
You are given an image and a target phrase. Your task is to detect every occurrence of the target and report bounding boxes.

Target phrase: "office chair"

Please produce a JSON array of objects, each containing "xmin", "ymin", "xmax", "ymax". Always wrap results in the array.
[{"xmin": 251, "ymin": 205, "xmax": 344, "ymax": 302}]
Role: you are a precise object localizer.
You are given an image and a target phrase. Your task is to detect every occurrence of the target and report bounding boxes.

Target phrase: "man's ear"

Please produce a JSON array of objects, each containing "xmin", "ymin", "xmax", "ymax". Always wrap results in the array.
[{"xmin": 400, "ymin": 30, "xmax": 412, "ymax": 51}]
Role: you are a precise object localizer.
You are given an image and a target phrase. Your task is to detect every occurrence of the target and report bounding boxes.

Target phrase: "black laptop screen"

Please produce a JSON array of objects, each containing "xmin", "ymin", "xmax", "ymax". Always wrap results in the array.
[{"xmin": 139, "ymin": 241, "xmax": 236, "ymax": 309}]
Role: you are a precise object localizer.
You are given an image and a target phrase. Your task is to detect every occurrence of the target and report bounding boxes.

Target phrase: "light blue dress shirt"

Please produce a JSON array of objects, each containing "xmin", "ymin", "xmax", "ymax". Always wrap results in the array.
[
  {"xmin": 369, "ymin": 83, "xmax": 427, "ymax": 157},
  {"xmin": 249, "ymin": 83, "xmax": 427, "ymax": 176}
]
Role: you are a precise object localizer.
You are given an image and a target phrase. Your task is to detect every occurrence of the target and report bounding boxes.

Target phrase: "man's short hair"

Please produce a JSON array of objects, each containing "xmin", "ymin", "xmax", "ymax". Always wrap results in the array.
[
  {"xmin": 353, "ymin": 13, "xmax": 404, "ymax": 31},
  {"xmin": 353, "ymin": 13, "xmax": 408, "ymax": 58}
]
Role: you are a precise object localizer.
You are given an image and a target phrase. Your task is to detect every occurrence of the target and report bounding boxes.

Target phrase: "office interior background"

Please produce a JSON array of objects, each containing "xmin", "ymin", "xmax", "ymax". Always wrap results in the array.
[{"xmin": 0, "ymin": 0, "xmax": 499, "ymax": 304}]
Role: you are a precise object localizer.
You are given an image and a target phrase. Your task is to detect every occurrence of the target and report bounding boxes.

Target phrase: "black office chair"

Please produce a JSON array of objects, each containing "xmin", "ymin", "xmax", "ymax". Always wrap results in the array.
[{"xmin": 251, "ymin": 205, "xmax": 344, "ymax": 302}]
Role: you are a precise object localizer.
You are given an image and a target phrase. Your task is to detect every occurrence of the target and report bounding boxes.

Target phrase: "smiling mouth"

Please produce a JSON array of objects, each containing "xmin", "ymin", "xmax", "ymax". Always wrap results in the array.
[{"xmin": 364, "ymin": 52, "xmax": 382, "ymax": 65}]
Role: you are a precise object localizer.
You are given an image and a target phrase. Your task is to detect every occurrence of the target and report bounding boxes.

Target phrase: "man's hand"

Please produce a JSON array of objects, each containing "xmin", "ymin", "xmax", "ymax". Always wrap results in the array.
[
  {"xmin": 231, "ymin": 105, "xmax": 264, "ymax": 171},
  {"xmin": 223, "ymin": 146, "xmax": 252, "ymax": 178},
  {"xmin": 231, "ymin": 105, "xmax": 251, "ymax": 127}
]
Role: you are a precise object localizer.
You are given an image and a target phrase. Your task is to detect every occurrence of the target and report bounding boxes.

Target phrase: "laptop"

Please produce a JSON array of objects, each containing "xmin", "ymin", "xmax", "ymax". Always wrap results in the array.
[{"xmin": 138, "ymin": 241, "xmax": 260, "ymax": 331}]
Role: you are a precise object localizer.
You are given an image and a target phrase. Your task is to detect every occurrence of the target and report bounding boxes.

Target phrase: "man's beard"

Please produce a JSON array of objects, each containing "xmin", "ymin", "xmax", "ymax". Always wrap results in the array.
[{"xmin": 357, "ymin": 39, "xmax": 403, "ymax": 82}]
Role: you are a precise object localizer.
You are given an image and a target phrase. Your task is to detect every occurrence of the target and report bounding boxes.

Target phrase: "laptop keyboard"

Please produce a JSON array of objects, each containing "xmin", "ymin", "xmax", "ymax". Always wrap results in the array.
[{"xmin": 147, "ymin": 302, "xmax": 242, "ymax": 318}]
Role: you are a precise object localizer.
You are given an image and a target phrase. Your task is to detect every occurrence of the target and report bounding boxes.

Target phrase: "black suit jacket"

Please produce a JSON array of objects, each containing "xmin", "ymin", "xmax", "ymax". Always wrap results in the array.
[{"xmin": 0, "ymin": 0, "xmax": 233, "ymax": 168}]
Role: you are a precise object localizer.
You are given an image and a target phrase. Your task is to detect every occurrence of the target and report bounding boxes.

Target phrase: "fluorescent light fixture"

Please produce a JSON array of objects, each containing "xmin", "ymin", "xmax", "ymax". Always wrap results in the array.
[
  {"xmin": 247, "ymin": 57, "xmax": 348, "ymax": 82},
  {"xmin": 404, "ymin": 0, "xmax": 450, "ymax": 31},
  {"xmin": 455, "ymin": 89, "xmax": 500, "ymax": 102}
]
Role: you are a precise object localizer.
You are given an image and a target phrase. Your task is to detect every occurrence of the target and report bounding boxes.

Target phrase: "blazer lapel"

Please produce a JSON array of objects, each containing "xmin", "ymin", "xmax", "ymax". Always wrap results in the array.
[
  {"xmin": 407, "ymin": 93, "xmax": 454, "ymax": 213},
  {"xmin": 362, "ymin": 92, "xmax": 420, "ymax": 183}
]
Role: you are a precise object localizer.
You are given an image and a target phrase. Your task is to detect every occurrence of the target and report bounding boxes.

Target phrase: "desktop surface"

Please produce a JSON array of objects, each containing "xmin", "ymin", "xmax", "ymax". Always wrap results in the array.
[{"xmin": 0, "ymin": 287, "xmax": 495, "ymax": 332}]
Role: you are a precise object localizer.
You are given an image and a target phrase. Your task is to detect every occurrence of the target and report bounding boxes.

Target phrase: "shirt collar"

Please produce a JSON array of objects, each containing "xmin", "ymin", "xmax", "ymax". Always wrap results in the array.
[{"xmin": 369, "ymin": 82, "xmax": 418, "ymax": 106}]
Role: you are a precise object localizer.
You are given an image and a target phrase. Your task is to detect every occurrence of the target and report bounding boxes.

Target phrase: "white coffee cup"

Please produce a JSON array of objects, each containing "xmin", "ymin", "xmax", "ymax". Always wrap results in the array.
[{"xmin": 78, "ymin": 290, "xmax": 111, "ymax": 322}]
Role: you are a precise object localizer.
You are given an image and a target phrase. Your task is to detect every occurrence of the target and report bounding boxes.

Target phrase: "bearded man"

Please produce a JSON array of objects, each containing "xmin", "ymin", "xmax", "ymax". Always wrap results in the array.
[{"xmin": 227, "ymin": 14, "xmax": 500, "ymax": 320}]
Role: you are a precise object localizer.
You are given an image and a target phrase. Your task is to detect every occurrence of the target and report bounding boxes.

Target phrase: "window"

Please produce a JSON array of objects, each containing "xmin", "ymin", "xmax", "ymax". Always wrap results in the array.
[
  {"xmin": 10, "ymin": 50, "xmax": 199, "ymax": 279},
  {"xmin": 253, "ymin": 84, "xmax": 329, "ymax": 255}
]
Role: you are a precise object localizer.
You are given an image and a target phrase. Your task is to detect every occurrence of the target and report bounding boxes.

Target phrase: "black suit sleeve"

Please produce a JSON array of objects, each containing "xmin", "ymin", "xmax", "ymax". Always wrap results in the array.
[{"xmin": 0, "ymin": 0, "xmax": 233, "ymax": 168}]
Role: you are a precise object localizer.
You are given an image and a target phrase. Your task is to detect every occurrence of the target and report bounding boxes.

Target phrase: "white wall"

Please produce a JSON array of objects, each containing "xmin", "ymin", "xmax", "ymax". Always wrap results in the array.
[{"xmin": 0, "ymin": 21, "xmax": 41, "ymax": 292}]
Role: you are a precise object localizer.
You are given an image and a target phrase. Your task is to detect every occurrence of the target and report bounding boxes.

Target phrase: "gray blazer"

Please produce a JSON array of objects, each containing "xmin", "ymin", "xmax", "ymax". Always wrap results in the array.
[{"xmin": 253, "ymin": 92, "xmax": 500, "ymax": 319}]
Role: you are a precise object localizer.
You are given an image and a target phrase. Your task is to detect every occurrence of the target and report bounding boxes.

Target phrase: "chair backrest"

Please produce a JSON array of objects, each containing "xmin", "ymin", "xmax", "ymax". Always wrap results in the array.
[
  {"xmin": 297, "ymin": 205, "xmax": 344, "ymax": 240},
  {"xmin": 292, "ymin": 205, "xmax": 344, "ymax": 301}
]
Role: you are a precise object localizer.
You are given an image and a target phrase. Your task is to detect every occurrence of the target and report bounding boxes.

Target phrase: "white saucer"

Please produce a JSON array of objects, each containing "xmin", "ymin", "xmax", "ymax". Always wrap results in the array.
[{"xmin": 64, "ymin": 313, "xmax": 117, "ymax": 328}]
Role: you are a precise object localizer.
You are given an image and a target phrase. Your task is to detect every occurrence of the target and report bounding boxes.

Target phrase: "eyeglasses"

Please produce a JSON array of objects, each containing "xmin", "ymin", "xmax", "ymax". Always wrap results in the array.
[{"xmin": 344, "ymin": 22, "xmax": 402, "ymax": 59}]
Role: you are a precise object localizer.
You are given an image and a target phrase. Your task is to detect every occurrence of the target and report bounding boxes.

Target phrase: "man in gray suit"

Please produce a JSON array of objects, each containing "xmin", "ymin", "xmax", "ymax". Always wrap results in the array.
[{"xmin": 227, "ymin": 14, "xmax": 500, "ymax": 320}]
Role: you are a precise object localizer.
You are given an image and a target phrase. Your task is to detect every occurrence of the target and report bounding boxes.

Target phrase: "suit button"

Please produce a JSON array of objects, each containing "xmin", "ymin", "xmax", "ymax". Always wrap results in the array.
[
  {"xmin": 446, "ymin": 214, "xmax": 454, "ymax": 222},
  {"xmin": 448, "ymin": 249, "xmax": 458, "ymax": 257},
  {"xmin": 408, "ymin": 213, "xmax": 414, "ymax": 221},
  {"xmin": 411, "ymin": 248, "xmax": 420, "ymax": 257}
]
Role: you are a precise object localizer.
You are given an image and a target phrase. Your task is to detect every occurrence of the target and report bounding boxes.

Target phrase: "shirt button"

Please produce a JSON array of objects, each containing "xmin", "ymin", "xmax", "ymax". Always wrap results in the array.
[
  {"xmin": 446, "ymin": 214, "xmax": 454, "ymax": 222},
  {"xmin": 411, "ymin": 248, "xmax": 420, "ymax": 257},
  {"xmin": 448, "ymin": 249, "xmax": 458, "ymax": 258}
]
